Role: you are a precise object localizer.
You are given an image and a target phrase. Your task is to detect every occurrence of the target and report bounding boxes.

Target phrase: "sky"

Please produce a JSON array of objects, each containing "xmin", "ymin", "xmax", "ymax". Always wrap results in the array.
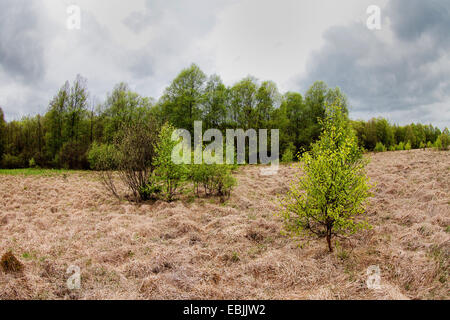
[{"xmin": 0, "ymin": 0, "xmax": 449, "ymax": 128}]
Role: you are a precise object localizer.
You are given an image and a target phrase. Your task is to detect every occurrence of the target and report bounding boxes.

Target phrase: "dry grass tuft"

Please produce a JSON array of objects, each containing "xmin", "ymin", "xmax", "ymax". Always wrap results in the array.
[{"xmin": 1, "ymin": 252, "xmax": 24, "ymax": 274}]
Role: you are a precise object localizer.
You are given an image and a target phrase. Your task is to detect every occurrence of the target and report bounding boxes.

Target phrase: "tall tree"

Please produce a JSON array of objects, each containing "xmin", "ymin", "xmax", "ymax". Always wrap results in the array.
[
  {"xmin": 159, "ymin": 64, "xmax": 206, "ymax": 133},
  {"xmin": 0, "ymin": 107, "xmax": 6, "ymax": 162},
  {"xmin": 202, "ymin": 74, "xmax": 228, "ymax": 130}
]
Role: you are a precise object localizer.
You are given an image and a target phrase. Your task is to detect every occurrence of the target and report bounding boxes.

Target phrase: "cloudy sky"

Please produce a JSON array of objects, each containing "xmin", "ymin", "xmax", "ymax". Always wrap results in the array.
[{"xmin": 0, "ymin": 0, "xmax": 449, "ymax": 128}]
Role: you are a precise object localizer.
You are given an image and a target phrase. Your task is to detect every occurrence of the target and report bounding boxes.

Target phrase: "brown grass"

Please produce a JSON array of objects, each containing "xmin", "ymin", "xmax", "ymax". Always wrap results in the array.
[{"xmin": 0, "ymin": 150, "xmax": 448, "ymax": 300}]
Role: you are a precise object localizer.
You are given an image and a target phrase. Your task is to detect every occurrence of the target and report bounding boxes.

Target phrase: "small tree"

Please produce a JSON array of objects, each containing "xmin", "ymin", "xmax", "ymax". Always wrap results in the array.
[
  {"xmin": 153, "ymin": 123, "xmax": 188, "ymax": 201},
  {"xmin": 280, "ymin": 102, "xmax": 372, "ymax": 252},
  {"xmin": 374, "ymin": 142, "xmax": 386, "ymax": 153},
  {"xmin": 437, "ymin": 128, "xmax": 449, "ymax": 150}
]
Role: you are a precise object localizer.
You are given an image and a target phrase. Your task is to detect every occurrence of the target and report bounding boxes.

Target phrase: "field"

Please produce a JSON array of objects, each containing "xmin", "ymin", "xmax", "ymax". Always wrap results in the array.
[{"xmin": 0, "ymin": 150, "xmax": 448, "ymax": 300}]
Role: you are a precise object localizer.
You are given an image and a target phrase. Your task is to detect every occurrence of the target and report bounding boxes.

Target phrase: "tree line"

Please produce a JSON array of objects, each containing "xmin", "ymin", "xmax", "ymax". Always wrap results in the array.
[{"xmin": 0, "ymin": 64, "xmax": 448, "ymax": 169}]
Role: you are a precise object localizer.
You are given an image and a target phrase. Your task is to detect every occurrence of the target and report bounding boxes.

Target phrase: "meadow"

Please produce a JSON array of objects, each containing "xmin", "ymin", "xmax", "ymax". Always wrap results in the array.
[{"xmin": 0, "ymin": 149, "xmax": 448, "ymax": 300}]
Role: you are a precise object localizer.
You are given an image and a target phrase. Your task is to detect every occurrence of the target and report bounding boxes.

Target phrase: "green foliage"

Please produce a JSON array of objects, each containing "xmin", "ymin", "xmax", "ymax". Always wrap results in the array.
[
  {"xmin": 404, "ymin": 141, "xmax": 412, "ymax": 151},
  {"xmin": 28, "ymin": 157, "xmax": 37, "ymax": 168},
  {"xmin": 396, "ymin": 142, "xmax": 405, "ymax": 151},
  {"xmin": 116, "ymin": 121, "xmax": 159, "ymax": 202},
  {"xmin": 280, "ymin": 102, "xmax": 372, "ymax": 252},
  {"xmin": 0, "ymin": 66, "xmax": 444, "ymax": 170},
  {"xmin": 374, "ymin": 142, "xmax": 386, "ymax": 153},
  {"xmin": 189, "ymin": 154, "xmax": 236, "ymax": 199},
  {"xmin": 153, "ymin": 123, "xmax": 188, "ymax": 201},
  {"xmin": 87, "ymin": 142, "xmax": 119, "ymax": 170},
  {"xmin": 59, "ymin": 141, "xmax": 89, "ymax": 170},
  {"xmin": 0, "ymin": 108, "xmax": 5, "ymax": 162},
  {"xmin": 1, "ymin": 154, "xmax": 25, "ymax": 169},
  {"xmin": 437, "ymin": 129, "xmax": 450, "ymax": 150},
  {"xmin": 281, "ymin": 143, "xmax": 295, "ymax": 163}
]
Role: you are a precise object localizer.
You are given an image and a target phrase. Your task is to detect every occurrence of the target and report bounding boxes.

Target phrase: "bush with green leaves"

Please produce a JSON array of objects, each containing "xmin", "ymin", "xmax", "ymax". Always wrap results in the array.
[
  {"xmin": 436, "ymin": 128, "xmax": 449, "ymax": 150},
  {"xmin": 279, "ymin": 102, "xmax": 372, "ymax": 252},
  {"xmin": 189, "ymin": 153, "xmax": 236, "ymax": 199},
  {"xmin": 88, "ymin": 142, "xmax": 119, "ymax": 171},
  {"xmin": 374, "ymin": 142, "xmax": 386, "ymax": 153},
  {"xmin": 153, "ymin": 123, "xmax": 188, "ymax": 201},
  {"xmin": 1, "ymin": 154, "xmax": 25, "ymax": 169},
  {"xmin": 396, "ymin": 142, "xmax": 404, "ymax": 151},
  {"xmin": 404, "ymin": 141, "xmax": 412, "ymax": 151},
  {"xmin": 282, "ymin": 143, "xmax": 296, "ymax": 163},
  {"xmin": 28, "ymin": 158, "xmax": 37, "ymax": 168}
]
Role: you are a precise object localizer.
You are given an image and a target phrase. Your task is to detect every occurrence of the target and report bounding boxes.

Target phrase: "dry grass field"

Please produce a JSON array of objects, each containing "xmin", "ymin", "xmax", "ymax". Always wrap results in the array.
[{"xmin": 0, "ymin": 149, "xmax": 448, "ymax": 300}]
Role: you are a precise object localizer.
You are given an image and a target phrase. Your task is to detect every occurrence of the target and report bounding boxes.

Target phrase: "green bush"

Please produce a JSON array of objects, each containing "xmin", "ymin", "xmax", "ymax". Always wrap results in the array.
[
  {"xmin": 427, "ymin": 141, "xmax": 433, "ymax": 149},
  {"xmin": 153, "ymin": 123, "xmax": 188, "ymax": 201},
  {"xmin": 396, "ymin": 142, "xmax": 404, "ymax": 151},
  {"xmin": 28, "ymin": 158, "xmax": 37, "ymax": 168},
  {"xmin": 404, "ymin": 141, "xmax": 412, "ymax": 150},
  {"xmin": 189, "ymin": 155, "xmax": 236, "ymax": 198},
  {"xmin": 437, "ymin": 129, "xmax": 449, "ymax": 150},
  {"xmin": 1, "ymin": 154, "xmax": 25, "ymax": 169},
  {"xmin": 419, "ymin": 141, "xmax": 426, "ymax": 150},
  {"xmin": 389, "ymin": 145, "xmax": 396, "ymax": 152},
  {"xmin": 59, "ymin": 141, "xmax": 89, "ymax": 169},
  {"xmin": 279, "ymin": 102, "xmax": 372, "ymax": 252},
  {"xmin": 281, "ymin": 143, "xmax": 295, "ymax": 163},
  {"xmin": 374, "ymin": 142, "xmax": 386, "ymax": 153},
  {"xmin": 88, "ymin": 142, "xmax": 119, "ymax": 171}
]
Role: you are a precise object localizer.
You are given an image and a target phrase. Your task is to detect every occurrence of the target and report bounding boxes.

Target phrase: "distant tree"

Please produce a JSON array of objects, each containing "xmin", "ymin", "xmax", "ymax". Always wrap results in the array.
[
  {"xmin": 0, "ymin": 107, "xmax": 6, "ymax": 163},
  {"xmin": 202, "ymin": 75, "xmax": 228, "ymax": 130},
  {"xmin": 102, "ymin": 82, "xmax": 152, "ymax": 143},
  {"xmin": 437, "ymin": 128, "xmax": 450, "ymax": 150},
  {"xmin": 255, "ymin": 80, "xmax": 280, "ymax": 129},
  {"xmin": 159, "ymin": 64, "xmax": 206, "ymax": 134},
  {"xmin": 229, "ymin": 76, "xmax": 258, "ymax": 129}
]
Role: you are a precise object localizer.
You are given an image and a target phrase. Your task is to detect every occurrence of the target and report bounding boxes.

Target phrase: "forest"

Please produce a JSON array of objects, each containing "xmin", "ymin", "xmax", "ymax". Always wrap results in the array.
[{"xmin": 0, "ymin": 64, "xmax": 448, "ymax": 170}]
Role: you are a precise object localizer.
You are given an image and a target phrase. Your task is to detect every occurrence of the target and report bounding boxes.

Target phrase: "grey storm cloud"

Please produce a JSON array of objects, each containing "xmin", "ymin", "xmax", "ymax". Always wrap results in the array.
[
  {"xmin": 0, "ymin": 0, "xmax": 45, "ymax": 81},
  {"xmin": 297, "ymin": 0, "xmax": 450, "ymax": 126}
]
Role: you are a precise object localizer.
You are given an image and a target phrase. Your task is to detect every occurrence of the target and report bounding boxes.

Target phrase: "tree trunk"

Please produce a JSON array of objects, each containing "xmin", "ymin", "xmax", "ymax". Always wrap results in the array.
[{"xmin": 326, "ymin": 226, "xmax": 333, "ymax": 252}]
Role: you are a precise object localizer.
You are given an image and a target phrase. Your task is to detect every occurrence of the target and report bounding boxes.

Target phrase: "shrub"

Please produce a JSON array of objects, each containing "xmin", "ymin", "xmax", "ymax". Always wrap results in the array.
[
  {"xmin": 28, "ymin": 157, "xmax": 37, "ymax": 168},
  {"xmin": 153, "ymin": 123, "xmax": 188, "ymax": 201},
  {"xmin": 189, "ymin": 154, "xmax": 236, "ymax": 199},
  {"xmin": 437, "ymin": 129, "xmax": 449, "ymax": 150},
  {"xmin": 396, "ymin": 142, "xmax": 404, "ymax": 151},
  {"xmin": 374, "ymin": 142, "xmax": 386, "ymax": 153},
  {"xmin": 427, "ymin": 141, "xmax": 433, "ymax": 149},
  {"xmin": 116, "ymin": 121, "xmax": 159, "ymax": 202},
  {"xmin": 279, "ymin": 102, "xmax": 372, "ymax": 252},
  {"xmin": 419, "ymin": 141, "xmax": 426, "ymax": 150},
  {"xmin": 94, "ymin": 120, "xmax": 159, "ymax": 202},
  {"xmin": 389, "ymin": 145, "xmax": 396, "ymax": 152},
  {"xmin": 404, "ymin": 141, "xmax": 412, "ymax": 151},
  {"xmin": 88, "ymin": 142, "xmax": 121, "ymax": 199},
  {"xmin": 88, "ymin": 142, "xmax": 119, "ymax": 171},
  {"xmin": 59, "ymin": 141, "xmax": 89, "ymax": 169},
  {"xmin": 282, "ymin": 143, "xmax": 295, "ymax": 163},
  {"xmin": 1, "ymin": 154, "xmax": 25, "ymax": 169}
]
